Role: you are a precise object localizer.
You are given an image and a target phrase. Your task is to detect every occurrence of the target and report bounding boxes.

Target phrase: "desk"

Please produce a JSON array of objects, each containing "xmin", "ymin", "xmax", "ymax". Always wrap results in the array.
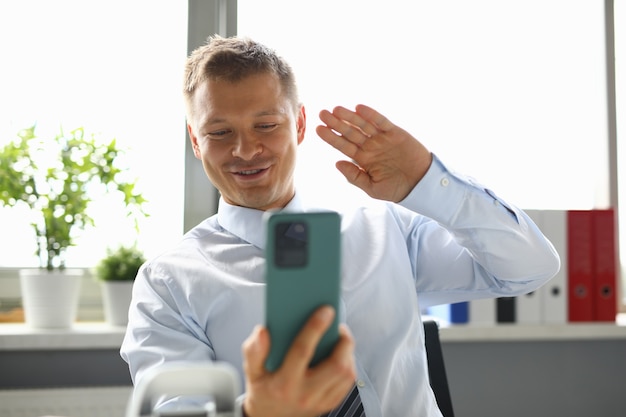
[
  {"xmin": 439, "ymin": 320, "xmax": 626, "ymax": 417},
  {"xmin": 1, "ymin": 320, "xmax": 625, "ymax": 417},
  {"xmin": 0, "ymin": 323, "xmax": 129, "ymax": 389}
]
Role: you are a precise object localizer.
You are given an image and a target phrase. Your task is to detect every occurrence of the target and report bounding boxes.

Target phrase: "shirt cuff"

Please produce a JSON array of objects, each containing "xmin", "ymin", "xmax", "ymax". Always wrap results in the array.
[
  {"xmin": 399, "ymin": 153, "xmax": 517, "ymax": 225},
  {"xmin": 398, "ymin": 153, "xmax": 467, "ymax": 225}
]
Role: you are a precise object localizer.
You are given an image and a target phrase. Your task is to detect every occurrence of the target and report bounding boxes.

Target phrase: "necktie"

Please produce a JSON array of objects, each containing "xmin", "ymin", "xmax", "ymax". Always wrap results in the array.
[{"xmin": 320, "ymin": 384, "xmax": 365, "ymax": 417}]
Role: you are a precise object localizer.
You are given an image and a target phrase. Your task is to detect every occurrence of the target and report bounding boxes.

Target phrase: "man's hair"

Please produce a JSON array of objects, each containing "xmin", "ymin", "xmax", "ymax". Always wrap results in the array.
[{"xmin": 183, "ymin": 35, "xmax": 300, "ymax": 122}]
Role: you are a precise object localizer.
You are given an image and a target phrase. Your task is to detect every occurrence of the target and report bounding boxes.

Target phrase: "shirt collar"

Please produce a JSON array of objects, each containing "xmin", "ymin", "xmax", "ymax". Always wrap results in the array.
[{"xmin": 217, "ymin": 193, "xmax": 306, "ymax": 250}]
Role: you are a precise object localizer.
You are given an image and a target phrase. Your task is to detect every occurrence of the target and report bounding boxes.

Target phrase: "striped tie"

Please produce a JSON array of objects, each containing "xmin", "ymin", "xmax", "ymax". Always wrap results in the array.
[{"xmin": 320, "ymin": 384, "xmax": 365, "ymax": 417}]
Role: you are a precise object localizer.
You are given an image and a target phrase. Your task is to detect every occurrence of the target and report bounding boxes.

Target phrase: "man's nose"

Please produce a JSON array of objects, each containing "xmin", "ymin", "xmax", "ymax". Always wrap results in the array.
[{"xmin": 232, "ymin": 132, "xmax": 262, "ymax": 160}]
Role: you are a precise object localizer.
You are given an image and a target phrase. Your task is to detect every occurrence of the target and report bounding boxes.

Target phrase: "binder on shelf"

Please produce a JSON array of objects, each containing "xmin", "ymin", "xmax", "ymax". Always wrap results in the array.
[
  {"xmin": 539, "ymin": 210, "xmax": 568, "ymax": 324},
  {"xmin": 521, "ymin": 210, "xmax": 545, "ymax": 324},
  {"xmin": 592, "ymin": 209, "xmax": 617, "ymax": 322},
  {"xmin": 450, "ymin": 302, "xmax": 469, "ymax": 324},
  {"xmin": 524, "ymin": 209, "xmax": 567, "ymax": 324},
  {"xmin": 427, "ymin": 302, "xmax": 469, "ymax": 324},
  {"xmin": 469, "ymin": 298, "xmax": 496, "ymax": 325},
  {"xmin": 567, "ymin": 210, "xmax": 594, "ymax": 322},
  {"xmin": 496, "ymin": 297, "xmax": 516, "ymax": 323},
  {"xmin": 515, "ymin": 290, "xmax": 543, "ymax": 324}
]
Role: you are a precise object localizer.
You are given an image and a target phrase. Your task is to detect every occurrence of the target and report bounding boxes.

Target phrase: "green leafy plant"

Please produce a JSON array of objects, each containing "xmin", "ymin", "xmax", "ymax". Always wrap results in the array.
[
  {"xmin": 0, "ymin": 125, "xmax": 147, "ymax": 270},
  {"xmin": 96, "ymin": 244, "xmax": 146, "ymax": 281}
]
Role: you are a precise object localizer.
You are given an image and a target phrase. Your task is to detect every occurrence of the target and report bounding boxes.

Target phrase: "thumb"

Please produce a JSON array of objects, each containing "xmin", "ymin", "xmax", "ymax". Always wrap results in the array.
[
  {"xmin": 336, "ymin": 161, "xmax": 371, "ymax": 194},
  {"xmin": 242, "ymin": 325, "xmax": 271, "ymax": 381}
]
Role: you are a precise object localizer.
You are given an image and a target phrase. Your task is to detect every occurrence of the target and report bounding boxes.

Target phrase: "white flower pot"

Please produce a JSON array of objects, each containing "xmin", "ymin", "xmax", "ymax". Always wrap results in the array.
[
  {"xmin": 101, "ymin": 281, "xmax": 134, "ymax": 326},
  {"xmin": 19, "ymin": 269, "xmax": 83, "ymax": 329}
]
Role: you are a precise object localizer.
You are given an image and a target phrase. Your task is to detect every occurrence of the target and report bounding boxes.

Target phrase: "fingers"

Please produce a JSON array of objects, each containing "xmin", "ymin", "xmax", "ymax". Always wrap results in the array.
[
  {"xmin": 354, "ymin": 104, "xmax": 395, "ymax": 132},
  {"xmin": 242, "ymin": 325, "xmax": 271, "ymax": 382},
  {"xmin": 319, "ymin": 105, "xmax": 394, "ymax": 137},
  {"xmin": 309, "ymin": 323, "xmax": 356, "ymax": 383},
  {"xmin": 331, "ymin": 106, "xmax": 379, "ymax": 138},
  {"xmin": 316, "ymin": 112, "xmax": 362, "ymax": 159},
  {"xmin": 305, "ymin": 324, "xmax": 357, "ymax": 412},
  {"xmin": 280, "ymin": 305, "xmax": 336, "ymax": 377},
  {"xmin": 316, "ymin": 105, "xmax": 396, "ymax": 158},
  {"xmin": 335, "ymin": 160, "xmax": 369, "ymax": 190},
  {"xmin": 242, "ymin": 311, "xmax": 357, "ymax": 417}
]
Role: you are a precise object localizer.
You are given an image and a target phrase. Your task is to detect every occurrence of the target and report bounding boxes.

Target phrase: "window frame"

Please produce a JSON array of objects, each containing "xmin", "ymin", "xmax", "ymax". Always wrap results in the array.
[{"xmin": 182, "ymin": 0, "xmax": 237, "ymax": 232}]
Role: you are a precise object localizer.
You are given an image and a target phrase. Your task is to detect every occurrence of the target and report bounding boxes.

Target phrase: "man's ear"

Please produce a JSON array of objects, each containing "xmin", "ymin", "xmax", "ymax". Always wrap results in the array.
[
  {"xmin": 187, "ymin": 123, "xmax": 201, "ymax": 159},
  {"xmin": 296, "ymin": 105, "xmax": 306, "ymax": 145}
]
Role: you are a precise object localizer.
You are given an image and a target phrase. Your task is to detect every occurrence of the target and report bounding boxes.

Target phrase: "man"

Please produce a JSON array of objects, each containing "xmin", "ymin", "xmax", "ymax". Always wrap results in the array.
[{"xmin": 121, "ymin": 35, "xmax": 559, "ymax": 417}]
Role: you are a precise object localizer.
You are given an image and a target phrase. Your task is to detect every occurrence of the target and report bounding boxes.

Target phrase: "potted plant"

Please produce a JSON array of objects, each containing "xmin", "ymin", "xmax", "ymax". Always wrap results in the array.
[
  {"xmin": 0, "ymin": 125, "xmax": 147, "ymax": 328},
  {"xmin": 95, "ymin": 244, "xmax": 146, "ymax": 326}
]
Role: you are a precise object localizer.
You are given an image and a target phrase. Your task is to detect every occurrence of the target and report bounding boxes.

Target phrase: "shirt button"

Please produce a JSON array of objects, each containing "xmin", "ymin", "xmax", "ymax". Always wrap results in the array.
[
  {"xmin": 357, "ymin": 380, "xmax": 366, "ymax": 388},
  {"xmin": 493, "ymin": 199, "xmax": 501, "ymax": 206},
  {"xmin": 440, "ymin": 177, "xmax": 450, "ymax": 187}
]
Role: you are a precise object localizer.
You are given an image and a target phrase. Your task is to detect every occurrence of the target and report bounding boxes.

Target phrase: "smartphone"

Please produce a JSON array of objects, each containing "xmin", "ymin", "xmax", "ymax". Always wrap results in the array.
[{"xmin": 264, "ymin": 211, "xmax": 341, "ymax": 372}]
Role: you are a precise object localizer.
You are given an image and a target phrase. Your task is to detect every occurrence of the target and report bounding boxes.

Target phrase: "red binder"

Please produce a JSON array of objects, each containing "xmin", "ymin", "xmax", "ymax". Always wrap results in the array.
[
  {"xmin": 567, "ymin": 210, "xmax": 594, "ymax": 321},
  {"xmin": 592, "ymin": 209, "xmax": 617, "ymax": 322}
]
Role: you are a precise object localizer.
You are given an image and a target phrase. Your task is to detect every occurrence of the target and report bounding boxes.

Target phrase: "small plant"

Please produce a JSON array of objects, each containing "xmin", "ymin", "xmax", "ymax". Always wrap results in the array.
[
  {"xmin": 96, "ymin": 245, "xmax": 146, "ymax": 282},
  {"xmin": 0, "ymin": 125, "xmax": 147, "ymax": 270}
]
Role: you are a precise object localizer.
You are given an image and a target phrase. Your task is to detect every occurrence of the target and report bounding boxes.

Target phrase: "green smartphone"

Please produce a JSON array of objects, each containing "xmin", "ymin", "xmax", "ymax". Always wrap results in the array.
[{"xmin": 264, "ymin": 211, "xmax": 341, "ymax": 372}]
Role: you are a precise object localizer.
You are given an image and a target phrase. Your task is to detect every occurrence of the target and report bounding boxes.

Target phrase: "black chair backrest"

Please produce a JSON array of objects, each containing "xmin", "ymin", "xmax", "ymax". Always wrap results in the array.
[{"xmin": 423, "ymin": 320, "xmax": 455, "ymax": 417}]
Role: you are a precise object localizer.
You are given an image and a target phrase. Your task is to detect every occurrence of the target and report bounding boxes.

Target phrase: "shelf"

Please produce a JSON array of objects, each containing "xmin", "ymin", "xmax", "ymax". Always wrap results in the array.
[
  {"xmin": 0, "ymin": 315, "xmax": 625, "ymax": 350},
  {"xmin": 439, "ymin": 321, "xmax": 626, "ymax": 342}
]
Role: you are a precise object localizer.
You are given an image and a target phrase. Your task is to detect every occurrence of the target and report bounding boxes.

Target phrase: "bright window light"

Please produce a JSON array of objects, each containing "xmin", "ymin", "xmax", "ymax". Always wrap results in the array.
[
  {"xmin": 0, "ymin": 0, "xmax": 188, "ymax": 267},
  {"xmin": 238, "ymin": 0, "xmax": 608, "ymax": 211}
]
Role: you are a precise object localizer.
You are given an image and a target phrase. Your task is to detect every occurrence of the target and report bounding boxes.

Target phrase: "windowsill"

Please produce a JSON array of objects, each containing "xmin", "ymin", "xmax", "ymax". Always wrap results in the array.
[
  {"xmin": 0, "ymin": 322, "xmax": 126, "ymax": 350},
  {"xmin": 0, "ymin": 314, "xmax": 625, "ymax": 351}
]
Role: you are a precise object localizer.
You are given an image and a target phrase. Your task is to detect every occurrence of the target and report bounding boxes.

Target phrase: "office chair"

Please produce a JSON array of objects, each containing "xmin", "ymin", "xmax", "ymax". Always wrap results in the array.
[
  {"xmin": 126, "ymin": 362, "xmax": 241, "ymax": 417},
  {"xmin": 423, "ymin": 319, "xmax": 455, "ymax": 417}
]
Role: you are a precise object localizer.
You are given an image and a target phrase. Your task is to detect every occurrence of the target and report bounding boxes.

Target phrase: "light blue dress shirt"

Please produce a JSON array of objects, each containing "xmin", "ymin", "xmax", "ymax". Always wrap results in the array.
[{"xmin": 121, "ymin": 154, "xmax": 559, "ymax": 417}]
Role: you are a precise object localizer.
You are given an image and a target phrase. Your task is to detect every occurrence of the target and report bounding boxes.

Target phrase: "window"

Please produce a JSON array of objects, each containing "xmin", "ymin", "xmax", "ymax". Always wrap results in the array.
[
  {"xmin": 0, "ymin": 0, "xmax": 188, "ymax": 267},
  {"xmin": 2, "ymin": 0, "xmax": 622, "ymax": 309},
  {"xmin": 239, "ymin": 0, "xmax": 608, "ymax": 210},
  {"xmin": 238, "ymin": 0, "xmax": 624, "ymax": 306}
]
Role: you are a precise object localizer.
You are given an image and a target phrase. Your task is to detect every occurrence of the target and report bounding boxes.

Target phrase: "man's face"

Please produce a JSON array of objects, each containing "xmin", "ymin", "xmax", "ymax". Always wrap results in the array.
[{"xmin": 188, "ymin": 72, "xmax": 306, "ymax": 211}]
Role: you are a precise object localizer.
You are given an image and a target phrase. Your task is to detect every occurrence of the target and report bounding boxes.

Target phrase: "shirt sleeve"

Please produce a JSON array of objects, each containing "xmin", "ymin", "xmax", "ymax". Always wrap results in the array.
[
  {"xmin": 398, "ymin": 153, "xmax": 561, "ymax": 307},
  {"xmin": 120, "ymin": 261, "xmax": 216, "ymax": 386}
]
